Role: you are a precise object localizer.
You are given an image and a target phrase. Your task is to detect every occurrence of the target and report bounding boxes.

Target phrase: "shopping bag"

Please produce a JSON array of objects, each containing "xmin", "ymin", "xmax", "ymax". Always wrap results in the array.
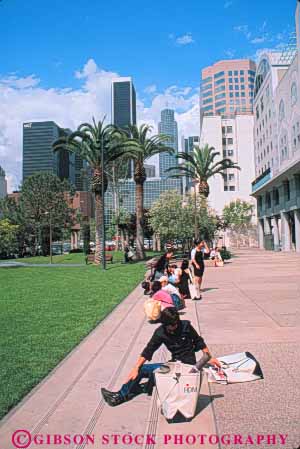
[
  {"xmin": 204, "ymin": 352, "xmax": 263, "ymax": 384},
  {"xmin": 144, "ymin": 298, "xmax": 161, "ymax": 321},
  {"xmin": 155, "ymin": 362, "xmax": 201, "ymax": 419}
]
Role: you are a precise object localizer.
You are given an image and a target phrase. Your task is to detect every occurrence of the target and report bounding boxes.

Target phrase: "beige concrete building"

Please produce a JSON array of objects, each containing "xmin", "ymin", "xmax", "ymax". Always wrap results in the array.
[
  {"xmin": 252, "ymin": 3, "xmax": 300, "ymax": 252},
  {"xmin": 200, "ymin": 113, "xmax": 256, "ymax": 215}
]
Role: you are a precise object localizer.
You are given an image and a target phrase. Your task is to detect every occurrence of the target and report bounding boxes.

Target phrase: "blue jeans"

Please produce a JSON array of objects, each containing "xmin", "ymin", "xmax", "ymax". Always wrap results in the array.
[{"xmin": 119, "ymin": 363, "xmax": 163, "ymax": 400}]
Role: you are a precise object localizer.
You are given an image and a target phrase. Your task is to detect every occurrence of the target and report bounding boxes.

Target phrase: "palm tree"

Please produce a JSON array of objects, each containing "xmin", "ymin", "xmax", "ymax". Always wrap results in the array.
[
  {"xmin": 126, "ymin": 124, "xmax": 174, "ymax": 260},
  {"xmin": 167, "ymin": 144, "xmax": 241, "ymax": 238},
  {"xmin": 167, "ymin": 144, "xmax": 241, "ymax": 198},
  {"xmin": 53, "ymin": 118, "xmax": 137, "ymax": 265}
]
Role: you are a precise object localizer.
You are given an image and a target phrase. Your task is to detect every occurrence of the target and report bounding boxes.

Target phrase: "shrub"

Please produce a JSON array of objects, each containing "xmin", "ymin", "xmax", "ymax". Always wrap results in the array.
[{"xmin": 220, "ymin": 248, "xmax": 232, "ymax": 260}]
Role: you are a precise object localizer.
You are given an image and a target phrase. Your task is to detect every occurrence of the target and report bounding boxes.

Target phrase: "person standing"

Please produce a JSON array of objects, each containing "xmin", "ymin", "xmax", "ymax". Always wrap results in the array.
[{"xmin": 191, "ymin": 239, "xmax": 209, "ymax": 300}]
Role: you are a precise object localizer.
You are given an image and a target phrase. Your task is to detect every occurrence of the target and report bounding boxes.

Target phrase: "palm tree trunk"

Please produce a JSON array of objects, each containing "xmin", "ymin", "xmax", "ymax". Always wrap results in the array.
[
  {"xmin": 94, "ymin": 193, "xmax": 103, "ymax": 265},
  {"xmin": 135, "ymin": 182, "xmax": 146, "ymax": 260}
]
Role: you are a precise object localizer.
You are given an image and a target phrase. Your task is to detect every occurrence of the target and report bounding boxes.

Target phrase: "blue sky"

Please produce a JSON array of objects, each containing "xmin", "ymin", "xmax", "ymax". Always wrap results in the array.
[
  {"xmin": 0, "ymin": 0, "xmax": 295, "ymax": 93},
  {"xmin": 0, "ymin": 0, "xmax": 297, "ymax": 190}
]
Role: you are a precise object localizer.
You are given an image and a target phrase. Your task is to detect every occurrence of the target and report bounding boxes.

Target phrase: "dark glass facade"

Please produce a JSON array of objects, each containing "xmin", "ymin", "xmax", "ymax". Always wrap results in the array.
[
  {"xmin": 112, "ymin": 79, "xmax": 136, "ymax": 128},
  {"xmin": 158, "ymin": 109, "xmax": 178, "ymax": 177},
  {"xmin": 22, "ymin": 121, "xmax": 89, "ymax": 190}
]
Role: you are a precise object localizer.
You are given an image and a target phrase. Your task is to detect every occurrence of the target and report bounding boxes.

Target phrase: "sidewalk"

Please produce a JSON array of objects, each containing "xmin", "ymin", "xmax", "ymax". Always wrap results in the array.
[{"xmin": 0, "ymin": 249, "xmax": 299, "ymax": 449}]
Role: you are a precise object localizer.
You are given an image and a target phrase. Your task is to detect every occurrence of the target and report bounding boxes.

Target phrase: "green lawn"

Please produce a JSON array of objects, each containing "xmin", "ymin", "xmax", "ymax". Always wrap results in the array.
[
  {"xmin": 0, "ymin": 259, "xmax": 148, "ymax": 419},
  {"xmin": 12, "ymin": 250, "xmax": 160, "ymax": 265}
]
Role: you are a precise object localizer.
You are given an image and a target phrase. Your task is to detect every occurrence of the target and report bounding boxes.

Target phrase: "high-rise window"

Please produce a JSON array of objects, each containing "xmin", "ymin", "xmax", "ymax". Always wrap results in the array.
[
  {"xmin": 214, "ymin": 71, "xmax": 225, "ymax": 78},
  {"xmin": 202, "ymin": 76, "xmax": 212, "ymax": 84},
  {"xmin": 234, "ymin": 70, "xmax": 238, "ymax": 75},
  {"xmin": 202, "ymin": 90, "xmax": 212, "ymax": 98}
]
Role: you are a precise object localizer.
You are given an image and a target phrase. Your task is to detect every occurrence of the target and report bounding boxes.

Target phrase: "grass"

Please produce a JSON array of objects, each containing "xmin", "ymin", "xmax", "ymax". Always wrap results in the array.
[
  {"xmin": 11, "ymin": 250, "xmax": 161, "ymax": 265},
  {"xmin": 0, "ymin": 258, "xmax": 150, "ymax": 420}
]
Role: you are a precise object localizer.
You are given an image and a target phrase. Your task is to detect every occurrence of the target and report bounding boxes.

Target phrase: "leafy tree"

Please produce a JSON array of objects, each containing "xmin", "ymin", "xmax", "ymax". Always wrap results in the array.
[
  {"xmin": 223, "ymin": 200, "xmax": 255, "ymax": 248},
  {"xmin": 20, "ymin": 172, "xmax": 75, "ymax": 256},
  {"xmin": 125, "ymin": 124, "xmax": 174, "ymax": 260},
  {"xmin": 223, "ymin": 199, "xmax": 254, "ymax": 232},
  {"xmin": 53, "ymin": 118, "xmax": 137, "ymax": 265},
  {"xmin": 0, "ymin": 219, "xmax": 19, "ymax": 258},
  {"xmin": 0, "ymin": 196, "xmax": 32, "ymax": 257},
  {"xmin": 148, "ymin": 191, "xmax": 193, "ymax": 243},
  {"xmin": 148, "ymin": 191, "xmax": 220, "ymax": 247},
  {"xmin": 167, "ymin": 144, "xmax": 240, "ymax": 198}
]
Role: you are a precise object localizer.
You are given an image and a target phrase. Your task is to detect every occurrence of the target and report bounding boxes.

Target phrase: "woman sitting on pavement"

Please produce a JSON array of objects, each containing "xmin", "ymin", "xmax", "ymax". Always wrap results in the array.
[
  {"xmin": 159, "ymin": 276, "xmax": 180, "ymax": 296},
  {"xmin": 176, "ymin": 259, "xmax": 192, "ymax": 299},
  {"xmin": 153, "ymin": 249, "xmax": 174, "ymax": 280},
  {"xmin": 151, "ymin": 281, "xmax": 174, "ymax": 309},
  {"xmin": 167, "ymin": 264, "xmax": 180, "ymax": 285}
]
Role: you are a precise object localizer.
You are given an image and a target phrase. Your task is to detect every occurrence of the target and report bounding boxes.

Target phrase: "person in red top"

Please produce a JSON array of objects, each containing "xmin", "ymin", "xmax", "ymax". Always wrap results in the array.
[{"xmin": 151, "ymin": 280, "xmax": 173, "ymax": 309}]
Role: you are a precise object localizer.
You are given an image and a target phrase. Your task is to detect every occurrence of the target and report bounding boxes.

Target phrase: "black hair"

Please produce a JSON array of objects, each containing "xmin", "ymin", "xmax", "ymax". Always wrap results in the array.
[
  {"xmin": 160, "ymin": 307, "xmax": 180, "ymax": 326},
  {"xmin": 194, "ymin": 238, "xmax": 200, "ymax": 245},
  {"xmin": 151, "ymin": 280, "xmax": 162, "ymax": 295},
  {"xmin": 166, "ymin": 248, "xmax": 174, "ymax": 254},
  {"xmin": 170, "ymin": 264, "xmax": 177, "ymax": 269},
  {"xmin": 181, "ymin": 259, "xmax": 189, "ymax": 270}
]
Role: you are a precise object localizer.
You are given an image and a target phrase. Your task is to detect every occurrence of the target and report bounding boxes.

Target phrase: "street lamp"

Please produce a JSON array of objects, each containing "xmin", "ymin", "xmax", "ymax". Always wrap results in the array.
[
  {"xmin": 44, "ymin": 211, "xmax": 53, "ymax": 264},
  {"xmin": 101, "ymin": 134, "xmax": 106, "ymax": 270},
  {"xmin": 192, "ymin": 181, "xmax": 198, "ymax": 238}
]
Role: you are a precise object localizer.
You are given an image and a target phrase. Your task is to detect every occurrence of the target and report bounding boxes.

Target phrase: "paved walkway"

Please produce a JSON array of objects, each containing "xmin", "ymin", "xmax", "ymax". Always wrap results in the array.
[
  {"xmin": 0, "ymin": 262, "xmax": 86, "ymax": 267},
  {"xmin": 0, "ymin": 249, "xmax": 299, "ymax": 449}
]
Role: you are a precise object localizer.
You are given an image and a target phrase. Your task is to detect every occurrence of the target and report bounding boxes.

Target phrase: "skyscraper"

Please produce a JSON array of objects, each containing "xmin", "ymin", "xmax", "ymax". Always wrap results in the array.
[
  {"xmin": 105, "ymin": 87, "xmax": 182, "ymax": 226},
  {"xmin": 199, "ymin": 60, "xmax": 257, "ymax": 217},
  {"xmin": 181, "ymin": 135, "xmax": 200, "ymax": 193},
  {"xmin": 23, "ymin": 121, "xmax": 75, "ymax": 184},
  {"xmin": 0, "ymin": 166, "xmax": 7, "ymax": 199},
  {"xmin": 112, "ymin": 77, "xmax": 136, "ymax": 128},
  {"xmin": 158, "ymin": 109, "xmax": 178, "ymax": 177},
  {"xmin": 200, "ymin": 59, "xmax": 256, "ymax": 119},
  {"xmin": 22, "ymin": 121, "xmax": 89, "ymax": 190}
]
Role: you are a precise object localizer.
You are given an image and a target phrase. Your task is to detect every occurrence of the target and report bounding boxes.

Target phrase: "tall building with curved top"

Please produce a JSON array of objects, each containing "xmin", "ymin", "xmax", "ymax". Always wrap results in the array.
[{"xmin": 251, "ymin": 1, "xmax": 300, "ymax": 252}]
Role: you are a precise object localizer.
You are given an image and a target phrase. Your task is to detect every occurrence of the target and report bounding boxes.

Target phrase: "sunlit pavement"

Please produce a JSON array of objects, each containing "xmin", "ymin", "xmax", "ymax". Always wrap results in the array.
[{"xmin": 0, "ymin": 249, "xmax": 299, "ymax": 449}]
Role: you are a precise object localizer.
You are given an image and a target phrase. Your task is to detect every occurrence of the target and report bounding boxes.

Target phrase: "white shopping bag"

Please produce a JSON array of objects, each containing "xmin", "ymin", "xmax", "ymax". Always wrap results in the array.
[
  {"xmin": 204, "ymin": 352, "xmax": 264, "ymax": 384},
  {"xmin": 155, "ymin": 362, "xmax": 201, "ymax": 419}
]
